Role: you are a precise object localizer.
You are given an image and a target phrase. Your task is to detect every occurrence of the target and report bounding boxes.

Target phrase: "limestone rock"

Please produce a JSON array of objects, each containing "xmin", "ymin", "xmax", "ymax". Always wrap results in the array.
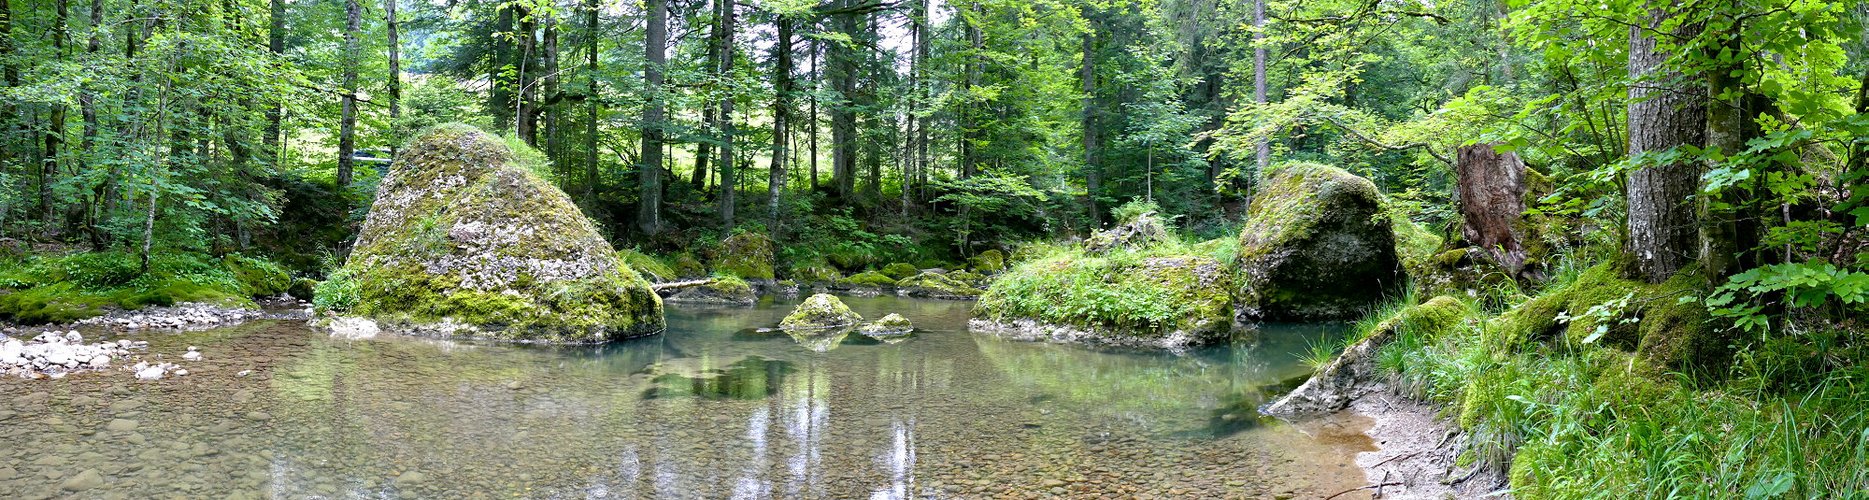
[
  {"xmin": 858, "ymin": 313, "xmax": 915, "ymax": 337},
  {"xmin": 335, "ymin": 124, "xmax": 664, "ymax": 343},
  {"xmin": 1235, "ymin": 162, "xmax": 1403, "ymax": 321}
]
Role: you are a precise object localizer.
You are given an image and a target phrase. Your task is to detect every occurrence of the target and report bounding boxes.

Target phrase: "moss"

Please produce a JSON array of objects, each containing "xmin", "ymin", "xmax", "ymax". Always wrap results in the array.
[
  {"xmin": 975, "ymin": 248, "xmax": 1234, "ymax": 344},
  {"xmin": 288, "ymin": 277, "xmax": 318, "ymax": 301},
  {"xmin": 664, "ymin": 274, "xmax": 757, "ymax": 305},
  {"xmin": 896, "ymin": 271, "xmax": 983, "ymax": 299},
  {"xmin": 839, "ymin": 271, "xmax": 897, "ymax": 288},
  {"xmin": 1508, "ymin": 441, "xmax": 1565, "ymax": 496},
  {"xmin": 970, "ymin": 249, "xmax": 1006, "ymax": 273},
  {"xmin": 224, "ymin": 254, "xmax": 292, "ymax": 297},
  {"xmin": 780, "ymin": 294, "xmax": 862, "ymax": 329},
  {"xmin": 0, "ymin": 283, "xmax": 115, "ymax": 323},
  {"xmin": 1375, "ymin": 295, "xmax": 1469, "ymax": 341},
  {"xmin": 947, "ymin": 271, "xmax": 987, "ymax": 287},
  {"xmin": 672, "ymin": 253, "xmax": 707, "ymax": 279},
  {"xmin": 619, "ymin": 248, "xmax": 678, "ymax": 282},
  {"xmin": 859, "ymin": 313, "xmax": 915, "ymax": 337},
  {"xmin": 880, "ymin": 262, "xmax": 921, "ymax": 280},
  {"xmin": 1392, "ymin": 216, "xmax": 1444, "ymax": 272},
  {"xmin": 1234, "ymin": 162, "xmax": 1402, "ymax": 320},
  {"xmin": 340, "ymin": 124, "xmax": 664, "ymax": 342},
  {"xmin": 1634, "ymin": 271, "xmax": 1725, "ymax": 371},
  {"xmin": 713, "ymin": 233, "xmax": 776, "ymax": 280},
  {"xmin": 786, "ymin": 260, "xmax": 842, "ymax": 284}
]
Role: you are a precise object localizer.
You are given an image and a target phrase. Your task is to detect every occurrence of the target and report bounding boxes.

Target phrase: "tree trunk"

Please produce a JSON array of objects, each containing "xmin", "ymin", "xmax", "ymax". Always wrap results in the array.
[
  {"xmin": 861, "ymin": 10, "xmax": 878, "ymax": 201},
  {"xmin": 1456, "ymin": 144, "xmax": 1532, "ymax": 277},
  {"xmin": 637, "ymin": 0, "xmax": 667, "ymax": 235},
  {"xmin": 543, "ymin": 15, "xmax": 560, "ymax": 163},
  {"xmin": 516, "ymin": 6, "xmax": 536, "ymax": 144},
  {"xmin": 264, "ymin": 0, "xmax": 284, "ymax": 166},
  {"xmin": 1253, "ymin": 0, "xmax": 1268, "ymax": 171},
  {"xmin": 1699, "ymin": 26, "xmax": 1750, "ymax": 280},
  {"xmin": 386, "ymin": 0, "xmax": 401, "ymax": 156},
  {"xmin": 81, "ymin": 0, "xmax": 103, "ymax": 248},
  {"xmin": 830, "ymin": 0, "xmax": 858, "ymax": 200},
  {"xmin": 960, "ymin": 1, "xmax": 983, "ymax": 179},
  {"xmin": 809, "ymin": 38, "xmax": 819, "ymax": 191},
  {"xmin": 914, "ymin": 0, "xmax": 929, "ymax": 200},
  {"xmin": 1624, "ymin": 7, "xmax": 1705, "ymax": 283},
  {"xmin": 717, "ymin": 0, "xmax": 736, "ymax": 229},
  {"xmin": 768, "ymin": 14, "xmax": 792, "ymax": 226},
  {"xmin": 582, "ymin": 0, "xmax": 599, "ymax": 204},
  {"xmin": 336, "ymin": 0, "xmax": 361, "ymax": 187},
  {"xmin": 1080, "ymin": 21, "xmax": 1098, "ymax": 226},
  {"xmin": 43, "ymin": 0, "xmax": 69, "ymax": 229},
  {"xmin": 491, "ymin": 6, "xmax": 514, "ymax": 130}
]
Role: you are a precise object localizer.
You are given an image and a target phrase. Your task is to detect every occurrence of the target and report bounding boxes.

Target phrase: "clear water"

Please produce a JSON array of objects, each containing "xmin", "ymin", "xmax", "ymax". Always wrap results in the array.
[{"xmin": 0, "ymin": 296, "xmax": 1378, "ymax": 499}]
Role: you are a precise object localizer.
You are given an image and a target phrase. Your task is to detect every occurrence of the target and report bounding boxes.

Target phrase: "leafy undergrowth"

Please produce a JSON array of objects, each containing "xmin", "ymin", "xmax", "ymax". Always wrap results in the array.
[
  {"xmin": 0, "ymin": 251, "xmax": 291, "ymax": 324},
  {"xmin": 1362, "ymin": 261, "xmax": 1869, "ymax": 497}
]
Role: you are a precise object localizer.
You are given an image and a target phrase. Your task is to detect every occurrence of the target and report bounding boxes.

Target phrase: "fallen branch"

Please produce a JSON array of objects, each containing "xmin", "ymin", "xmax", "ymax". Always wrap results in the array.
[
  {"xmin": 1369, "ymin": 450, "xmax": 1422, "ymax": 469},
  {"xmin": 1324, "ymin": 482, "xmax": 1403, "ymax": 500},
  {"xmin": 651, "ymin": 279, "xmax": 714, "ymax": 292}
]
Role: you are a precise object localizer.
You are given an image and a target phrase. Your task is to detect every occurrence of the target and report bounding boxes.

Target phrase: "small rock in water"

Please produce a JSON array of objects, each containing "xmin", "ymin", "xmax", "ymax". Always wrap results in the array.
[
  {"xmin": 172, "ymin": 369, "xmax": 189, "ymax": 376},
  {"xmin": 244, "ymin": 411, "xmax": 272, "ymax": 422},
  {"xmin": 236, "ymin": 370, "xmax": 252, "ymax": 377},
  {"xmin": 395, "ymin": 471, "xmax": 427, "ymax": 487},
  {"xmin": 60, "ymin": 468, "xmax": 104, "ymax": 491},
  {"xmin": 106, "ymin": 419, "xmax": 140, "ymax": 432},
  {"xmin": 64, "ymin": 331, "xmax": 82, "ymax": 343},
  {"xmin": 506, "ymin": 381, "xmax": 524, "ymax": 390},
  {"xmin": 135, "ymin": 365, "xmax": 164, "ymax": 381},
  {"xmin": 87, "ymin": 355, "xmax": 111, "ymax": 367},
  {"xmin": 181, "ymin": 349, "xmax": 202, "ymax": 362}
]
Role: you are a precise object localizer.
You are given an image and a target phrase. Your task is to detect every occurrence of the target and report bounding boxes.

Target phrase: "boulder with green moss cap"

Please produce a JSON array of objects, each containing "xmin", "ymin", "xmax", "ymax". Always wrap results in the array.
[
  {"xmin": 973, "ymin": 254, "xmax": 1234, "ymax": 349},
  {"xmin": 662, "ymin": 275, "xmax": 757, "ymax": 306},
  {"xmin": 713, "ymin": 232, "xmax": 776, "ymax": 280},
  {"xmin": 969, "ymin": 249, "xmax": 1006, "ymax": 273},
  {"xmin": 858, "ymin": 313, "xmax": 914, "ymax": 337},
  {"xmin": 1234, "ymin": 162, "xmax": 1402, "ymax": 321},
  {"xmin": 333, "ymin": 124, "xmax": 664, "ymax": 342},
  {"xmin": 780, "ymin": 294, "xmax": 863, "ymax": 330}
]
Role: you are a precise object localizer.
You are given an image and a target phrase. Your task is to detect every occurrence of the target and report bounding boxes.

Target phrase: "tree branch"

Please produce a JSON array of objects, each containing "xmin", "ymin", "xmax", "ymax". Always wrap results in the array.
[{"xmin": 1317, "ymin": 113, "xmax": 1451, "ymax": 164}]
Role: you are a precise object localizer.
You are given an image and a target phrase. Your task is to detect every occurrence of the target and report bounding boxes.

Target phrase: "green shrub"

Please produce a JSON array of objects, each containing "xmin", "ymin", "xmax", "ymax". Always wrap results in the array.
[
  {"xmin": 312, "ymin": 268, "xmax": 362, "ymax": 312},
  {"xmin": 224, "ymin": 254, "xmax": 292, "ymax": 296}
]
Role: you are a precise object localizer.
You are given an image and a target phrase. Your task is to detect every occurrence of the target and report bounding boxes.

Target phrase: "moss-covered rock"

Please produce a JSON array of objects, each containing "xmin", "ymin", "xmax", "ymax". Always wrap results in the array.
[
  {"xmin": 969, "ymin": 249, "xmax": 1006, "ymax": 273},
  {"xmin": 672, "ymin": 253, "xmax": 707, "ymax": 279},
  {"xmin": 780, "ymin": 294, "xmax": 862, "ymax": 329},
  {"xmin": 880, "ymin": 262, "xmax": 921, "ymax": 280},
  {"xmin": 1235, "ymin": 162, "xmax": 1403, "ymax": 321},
  {"xmin": 619, "ymin": 248, "xmax": 677, "ymax": 283},
  {"xmin": 713, "ymin": 233, "xmax": 776, "ymax": 280},
  {"xmin": 662, "ymin": 275, "xmax": 757, "ymax": 306},
  {"xmin": 895, "ymin": 271, "xmax": 983, "ymax": 300},
  {"xmin": 1483, "ymin": 263, "xmax": 1722, "ymax": 370},
  {"xmin": 786, "ymin": 260, "xmax": 842, "ymax": 284},
  {"xmin": 335, "ymin": 124, "xmax": 664, "ymax": 342},
  {"xmin": 838, "ymin": 271, "xmax": 897, "ymax": 288},
  {"xmin": 224, "ymin": 254, "xmax": 292, "ymax": 297},
  {"xmin": 1265, "ymin": 295, "xmax": 1471, "ymax": 417},
  {"xmin": 974, "ymin": 253, "xmax": 1234, "ymax": 349},
  {"xmin": 1084, "ymin": 211, "xmax": 1174, "ymax": 255},
  {"xmin": 858, "ymin": 313, "xmax": 914, "ymax": 337}
]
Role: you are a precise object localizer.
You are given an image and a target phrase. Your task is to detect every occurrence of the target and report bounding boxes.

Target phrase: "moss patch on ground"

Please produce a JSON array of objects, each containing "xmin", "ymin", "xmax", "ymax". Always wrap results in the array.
[
  {"xmin": 0, "ymin": 251, "xmax": 280, "ymax": 324},
  {"xmin": 713, "ymin": 232, "xmax": 776, "ymax": 280},
  {"xmin": 976, "ymin": 244, "xmax": 1234, "ymax": 345}
]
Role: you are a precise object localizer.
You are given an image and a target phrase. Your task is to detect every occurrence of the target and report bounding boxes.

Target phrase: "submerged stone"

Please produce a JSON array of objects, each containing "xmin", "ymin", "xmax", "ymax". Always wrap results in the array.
[
  {"xmin": 335, "ymin": 124, "xmax": 664, "ymax": 343},
  {"xmin": 780, "ymin": 294, "xmax": 862, "ymax": 330},
  {"xmin": 1235, "ymin": 162, "xmax": 1403, "ymax": 321},
  {"xmin": 858, "ymin": 313, "xmax": 915, "ymax": 337}
]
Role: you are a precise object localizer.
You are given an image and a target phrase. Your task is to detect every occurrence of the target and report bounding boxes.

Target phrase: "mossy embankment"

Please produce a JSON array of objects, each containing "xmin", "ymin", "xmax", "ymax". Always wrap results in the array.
[
  {"xmin": 319, "ymin": 124, "xmax": 664, "ymax": 342},
  {"xmin": 0, "ymin": 251, "xmax": 293, "ymax": 324},
  {"xmin": 1279, "ymin": 257, "xmax": 1869, "ymax": 497}
]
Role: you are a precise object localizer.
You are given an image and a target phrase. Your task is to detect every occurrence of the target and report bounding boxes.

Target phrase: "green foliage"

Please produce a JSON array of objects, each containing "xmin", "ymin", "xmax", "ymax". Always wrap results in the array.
[
  {"xmin": 1700, "ymin": 262, "xmax": 1869, "ymax": 334},
  {"xmin": 880, "ymin": 263, "xmax": 921, "ymax": 280},
  {"xmin": 976, "ymin": 236, "xmax": 1234, "ymax": 340},
  {"xmin": 312, "ymin": 268, "xmax": 362, "ymax": 312},
  {"xmin": 838, "ymin": 271, "xmax": 897, "ymax": 288},
  {"xmin": 618, "ymin": 248, "xmax": 678, "ymax": 283},
  {"xmin": 0, "ymin": 251, "xmax": 287, "ymax": 324}
]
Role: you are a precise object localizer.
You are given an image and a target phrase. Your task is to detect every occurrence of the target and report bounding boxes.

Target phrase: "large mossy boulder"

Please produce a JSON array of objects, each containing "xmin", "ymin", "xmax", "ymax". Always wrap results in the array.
[
  {"xmin": 713, "ymin": 233, "xmax": 775, "ymax": 280},
  {"xmin": 896, "ymin": 271, "xmax": 982, "ymax": 299},
  {"xmin": 780, "ymin": 294, "xmax": 863, "ymax": 329},
  {"xmin": 1235, "ymin": 162, "xmax": 1402, "ymax": 321},
  {"xmin": 974, "ymin": 253, "xmax": 1234, "ymax": 349},
  {"xmin": 336, "ymin": 124, "xmax": 664, "ymax": 342}
]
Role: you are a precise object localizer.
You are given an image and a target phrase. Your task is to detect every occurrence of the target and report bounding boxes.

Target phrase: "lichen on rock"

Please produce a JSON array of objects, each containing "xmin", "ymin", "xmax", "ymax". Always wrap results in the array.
[
  {"xmin": 858, "ymin": 313, "xmax": 914, "ymax": 337},
  {"xmin": 1235, "ymin": 162, "xmax": 1403, "ymax": 321},
  {"xmin": 332, "ymin": 124, "xmax": 664, "ymax": 343},
  {"xmin": 780, "ymin": 294, "xmax": 862, "ymax": 330}
]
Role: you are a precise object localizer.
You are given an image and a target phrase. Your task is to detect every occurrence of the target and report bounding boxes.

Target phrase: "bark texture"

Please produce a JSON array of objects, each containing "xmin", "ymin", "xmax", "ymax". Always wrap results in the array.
[{"xmin": 1625, "ymin": 11, "xmax": 1705, "ymax": 283}]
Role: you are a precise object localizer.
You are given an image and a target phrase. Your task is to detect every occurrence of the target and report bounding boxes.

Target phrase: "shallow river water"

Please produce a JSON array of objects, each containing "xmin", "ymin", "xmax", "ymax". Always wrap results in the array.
[{"xmin": 0, "ymin": 296, "xmax": 1379, "ymax": 499}]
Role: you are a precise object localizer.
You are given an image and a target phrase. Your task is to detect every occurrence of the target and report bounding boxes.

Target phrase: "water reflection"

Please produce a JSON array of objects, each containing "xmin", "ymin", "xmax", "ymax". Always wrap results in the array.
[{"xmin": 0, "ymin": 296, "xmax": 1371, "ymax": 498}]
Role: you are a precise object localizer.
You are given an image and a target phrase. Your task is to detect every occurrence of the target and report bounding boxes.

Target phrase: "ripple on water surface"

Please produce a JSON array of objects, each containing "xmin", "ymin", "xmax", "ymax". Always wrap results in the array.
[{"xmin": 0, "ymin": 296, "xmax": 1378, "ymax": 499}]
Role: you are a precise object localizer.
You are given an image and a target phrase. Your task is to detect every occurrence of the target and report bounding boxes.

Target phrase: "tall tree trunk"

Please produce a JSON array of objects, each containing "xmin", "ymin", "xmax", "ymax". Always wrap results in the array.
[
  {"xmin": 1699, "ymin": 25, "xmax": 1752, "ymax": 279},
  {"xmin": 543, "ymin": 14, "xmax": 560, "ymax": 163},
  {"xmin": 491, "ymin": 6, "xmax": 514, "ymax": 130},
  {"xmin": 1253, "ymin": 0, "xmax": 1268, "ymax": 171},
  {"xmin": 830, "ymin": 1, "xmax": 858, "ymax": 200},
  {"xmin": 717, "ymin": 0, "xmax": 736, "ymax": 229},
  {"xmin": 264, "ymin": 0, "xmax": 284, "ymax": 165},
  {"xmin": 582, "ymin": 0, "xmax": 599, "ymax": 204},
  {"xmin": 385, "ymin": 0, "xmax": 401, "ymax": 156},
  {"xmin": 860, "ymin": 10, "xmax": 878, "ymax": 201},
  {"xmin": 0, "ymin": 0, "xmax": 17, "ymax": 204},
  {"xmin": 767, "ymin": 13, "xmax": 792, "ymax": 228},
  {"xmin": 637, "ymin": 0, "xmax": 667, "ymax": 235},
  {"xmin": 914, "ymin": 0, "xmax": 929, "ymax": 200},
  {"xmin": 336, "ymin": 0, "xmax": 361, "ymax": 187},
  {"xmin": 959, "ymin": 1, "xmax": 982, "ymax": 179},
  {"xmin": 516, "ymin": 5, "xmax": 536, "ymax": 143},
  {"xmin": 1080, "ymin": 20, "xmax": 1098, "ymax": 226},
  {"xmin": 1624, "ymin": 7, "xmax": 1705, "ymax": 283},
  {"xmin": 43, "ymin": 0, "xmax": 69, "ymax": 228},
  {"xmin": 809, "ymin": 38, "xmax": 819, "ymax": 191},
  {"xmin": 81, "ymin": 0, "xmax": 103, "ymax": 248}
]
